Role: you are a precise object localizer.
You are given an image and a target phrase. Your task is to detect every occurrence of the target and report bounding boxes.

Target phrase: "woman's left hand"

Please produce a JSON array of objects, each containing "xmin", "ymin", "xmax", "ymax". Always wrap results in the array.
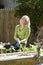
[{"xmin": 20, "ymin": 39, "xmax": 27, "ymax": 44}]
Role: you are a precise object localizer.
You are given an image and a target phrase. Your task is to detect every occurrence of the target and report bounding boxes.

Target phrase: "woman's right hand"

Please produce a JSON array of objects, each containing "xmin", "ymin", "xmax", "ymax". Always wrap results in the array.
[{"xmin": 15, "ymin": 38, "xmax": 21, "ymax": 44}]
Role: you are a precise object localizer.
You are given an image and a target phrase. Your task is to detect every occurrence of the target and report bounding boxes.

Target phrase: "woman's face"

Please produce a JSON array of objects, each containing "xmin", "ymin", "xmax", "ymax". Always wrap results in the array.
[{"xmin": 20, "ymin": 17, "xmax": 27, "ymax": 26}]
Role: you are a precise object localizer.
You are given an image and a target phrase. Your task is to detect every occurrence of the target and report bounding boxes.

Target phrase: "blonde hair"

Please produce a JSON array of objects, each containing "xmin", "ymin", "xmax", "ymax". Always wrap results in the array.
[{"xmin": 20, "ymin": 15, "xmax": 30, "ymax": 27}]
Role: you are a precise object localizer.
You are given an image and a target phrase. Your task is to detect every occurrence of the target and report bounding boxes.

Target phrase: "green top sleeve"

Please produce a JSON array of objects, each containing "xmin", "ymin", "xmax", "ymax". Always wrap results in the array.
[
  {"xmin": 14, "ymin": 25, "xmax": 18, "ymax": 39},
  {"xmin": 25, "ymin": 26, "xmax": 31, "ymax": 40}
]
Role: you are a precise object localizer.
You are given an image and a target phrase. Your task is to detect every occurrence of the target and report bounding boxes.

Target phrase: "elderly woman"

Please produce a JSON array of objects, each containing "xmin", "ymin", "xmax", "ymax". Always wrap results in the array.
[{"xmin": 14, "ymin": 15, "xmax": 31, "ymax": 49}]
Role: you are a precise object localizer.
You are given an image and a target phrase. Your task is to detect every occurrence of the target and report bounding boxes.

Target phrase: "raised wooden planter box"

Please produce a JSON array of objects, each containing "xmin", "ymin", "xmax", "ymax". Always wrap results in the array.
[{"xmin": 0, "ymin": 52, "xmax": 43, "ymax": 65}]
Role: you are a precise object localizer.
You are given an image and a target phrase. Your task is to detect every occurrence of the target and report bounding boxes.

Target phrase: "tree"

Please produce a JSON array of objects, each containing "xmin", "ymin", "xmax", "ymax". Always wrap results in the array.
[{"xmin": 15, "ymin": 0, "xmax": 43, "ymax": 35}]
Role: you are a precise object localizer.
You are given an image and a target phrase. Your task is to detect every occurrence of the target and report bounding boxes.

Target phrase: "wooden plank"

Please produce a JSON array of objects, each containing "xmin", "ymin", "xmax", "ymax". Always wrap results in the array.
[{"xmin": 0, "ymin": 10, "xmax": 4, "ymax": 42}]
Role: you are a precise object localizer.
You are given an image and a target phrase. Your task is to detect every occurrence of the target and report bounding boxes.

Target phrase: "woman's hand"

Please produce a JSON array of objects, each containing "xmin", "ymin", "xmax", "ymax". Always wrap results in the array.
[
  {"xmin": 15, "ymin": 37, "xmax": 20, "ymax": 42},
  {"xmin": 20, "ymin": 39, "xmax": 27, "ymax": 44}
]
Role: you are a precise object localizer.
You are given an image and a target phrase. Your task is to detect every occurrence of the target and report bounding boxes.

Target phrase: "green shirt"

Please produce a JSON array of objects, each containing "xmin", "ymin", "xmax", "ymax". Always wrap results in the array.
[{"xmin": 14, "ymin": 25, "xmax": 31, "ymax": 40}]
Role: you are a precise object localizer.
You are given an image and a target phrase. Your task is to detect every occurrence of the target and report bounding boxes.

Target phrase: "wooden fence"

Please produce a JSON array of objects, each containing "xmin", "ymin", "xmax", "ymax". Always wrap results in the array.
[{"xmin": 0, "ymin": 9, "xmax": 19, "ymax": 43}]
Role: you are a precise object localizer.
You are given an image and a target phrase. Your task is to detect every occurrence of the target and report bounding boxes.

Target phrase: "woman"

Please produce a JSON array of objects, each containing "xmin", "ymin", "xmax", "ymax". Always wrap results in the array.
[{"xmin": 14, "ymin": 15, "xmax": 31, "ymax": 49}]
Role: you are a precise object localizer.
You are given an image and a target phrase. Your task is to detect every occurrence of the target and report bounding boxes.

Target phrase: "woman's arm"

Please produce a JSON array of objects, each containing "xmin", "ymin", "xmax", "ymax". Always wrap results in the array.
[
  {"xmin": 14, "ymin": 25, "xmax": 20, "ymax": 42},
  {"xmin": 19, "ymin": 39, "xmax": 27, "ymax": 44}
]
